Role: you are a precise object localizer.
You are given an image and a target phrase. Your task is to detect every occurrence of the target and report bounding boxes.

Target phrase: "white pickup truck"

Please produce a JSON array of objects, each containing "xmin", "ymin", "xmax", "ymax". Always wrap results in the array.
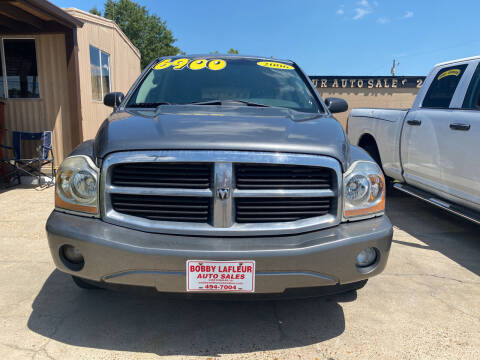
[{"xmin": 347, "ymin": 55, "xmax": 480, "ymax": 224}]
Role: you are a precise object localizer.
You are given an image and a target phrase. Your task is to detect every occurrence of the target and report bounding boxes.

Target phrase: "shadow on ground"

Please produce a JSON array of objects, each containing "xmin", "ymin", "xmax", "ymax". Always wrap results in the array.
[
  {"xmin": 28, "ymin": 270, "xmax": 351, "ymax": 356},
  {"xmin": 386, "ymin": 190, "xmax": 480, "ymax": 276}
]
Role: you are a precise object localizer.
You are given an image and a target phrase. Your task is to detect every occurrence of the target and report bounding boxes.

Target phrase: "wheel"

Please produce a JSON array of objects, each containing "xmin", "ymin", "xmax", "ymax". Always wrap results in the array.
[{"xmin": 72, "ymin": 276, "xmax": 102, "ymax": 290}]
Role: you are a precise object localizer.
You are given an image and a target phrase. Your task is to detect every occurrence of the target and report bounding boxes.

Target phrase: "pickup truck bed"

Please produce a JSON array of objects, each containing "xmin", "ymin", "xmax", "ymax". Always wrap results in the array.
[{"xmin": 348, "ymin": 108, "xmax": 408, "ymax": 182}]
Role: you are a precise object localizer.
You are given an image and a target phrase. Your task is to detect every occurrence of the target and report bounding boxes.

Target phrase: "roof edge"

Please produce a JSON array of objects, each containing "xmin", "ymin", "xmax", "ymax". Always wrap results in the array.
[
  {"xmin": 63, "ymin": 8, "xmax": 140, "ymax": 59},
  {"xmin": 26, "ymin": 0, "xmax": 83, "ymax": 28},
  {"xmin": 162, "ymin": 54, "xmax": 293, "ymax": 63},
  {"xmin": 435, "ymin": 55, "xmax": 480, "ymax": 67}
]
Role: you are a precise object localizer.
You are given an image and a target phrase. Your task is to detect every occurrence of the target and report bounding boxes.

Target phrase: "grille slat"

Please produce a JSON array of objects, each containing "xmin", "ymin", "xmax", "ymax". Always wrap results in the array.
[
  {"xmin": 237, "ymin": 178, "xmax": 330, "ymax": 183},
  {"xmin": 114, "ymin": 208, "xmax": 209, "ymax": 215},
  {"xmin": 235, "ymin": 197, "xmax": 332, "ymax": 223},
  {"xmin": 235, "ymin": 164, "xmax": 333, "ymax": 190},
  {"xmin": 236, "ymin": 217, "xmax": 311, "ymax": 222},
  {"xmin": 111, "ymin": 194, "xmax": 211, "ymax": 223},
  {"xmin": 234, "ymin": 184, "xmax": 329, "ymax": 189},
  {"xmin": 111, "ymin": 163, "xmax": 212, "ymax": 189},
  {"xmin": 111, "ymin": 181, "xmax": 211, "ymax": 188},
  {"xmin": 113, "ymin": 176, "xmax": 209, "ymax": 182},
  {"xmin": 237, "ymin": 205, "xmax": 331, "ymax": 210},
  {"xmin": 113, "ymin": 202, "xmax": 208, "ymax": 209},
  {"xmin": 237, "ymin": 211, "xmax": 326, "ymax": 216},
  {"xmin": 142, "ymin": 216, "xmax": 209, "ymax": 221}
]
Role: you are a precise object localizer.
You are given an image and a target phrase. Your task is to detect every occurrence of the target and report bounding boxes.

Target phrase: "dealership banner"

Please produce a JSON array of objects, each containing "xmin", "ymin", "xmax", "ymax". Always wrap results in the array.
[{"xmin": 309, "ymin": 76, "xmax": 426, "ymax": 89}]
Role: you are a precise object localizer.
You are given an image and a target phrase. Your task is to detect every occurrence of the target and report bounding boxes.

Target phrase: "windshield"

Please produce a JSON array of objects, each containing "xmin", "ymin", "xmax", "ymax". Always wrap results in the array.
[{"xmin": 126, "ymin": 57, "xmax": 322, "ymax": 113}]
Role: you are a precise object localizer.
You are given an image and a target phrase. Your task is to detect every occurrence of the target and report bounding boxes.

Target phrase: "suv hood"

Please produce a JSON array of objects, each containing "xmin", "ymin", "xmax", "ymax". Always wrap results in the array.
[{"xmin": 94, "ymin": 106, "xmax": 348, "ymax": 168}]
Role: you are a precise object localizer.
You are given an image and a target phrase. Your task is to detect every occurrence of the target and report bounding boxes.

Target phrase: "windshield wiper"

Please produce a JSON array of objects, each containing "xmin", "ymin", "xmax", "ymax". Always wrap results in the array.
[
  {"xmin": 128, "ymin": 102, "xmax": 170, "ymax": 108},
  {"xmin": 186, "ymin": 99, "xmax": 270, "ymax": 107}
]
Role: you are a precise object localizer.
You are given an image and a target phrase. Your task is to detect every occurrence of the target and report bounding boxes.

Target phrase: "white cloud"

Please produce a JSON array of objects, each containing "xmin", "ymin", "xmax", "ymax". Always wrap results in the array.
[
  {"xmin": 403, "ymin": 11, "xmax": 414, "ymax": 18},
  {"xmin": 377, "ymin": 17, "xmax": 389, "ymax": 24},
  {"xmin": 336, "ymin": 4, "xmax": 345, "ymax": 15},
  {"xmin": 353, "ymin": 7, "xmax": 372, "ymax": 20},
  {"xmin": 352, "ymin": 0, "xmax": 375, "ymax": 20}
]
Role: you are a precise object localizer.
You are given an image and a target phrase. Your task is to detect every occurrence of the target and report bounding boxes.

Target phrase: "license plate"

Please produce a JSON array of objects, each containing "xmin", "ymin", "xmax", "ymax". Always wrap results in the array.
[{"xmin": 186, "ymin": 260, "xmax": 255, "ymax": 292}]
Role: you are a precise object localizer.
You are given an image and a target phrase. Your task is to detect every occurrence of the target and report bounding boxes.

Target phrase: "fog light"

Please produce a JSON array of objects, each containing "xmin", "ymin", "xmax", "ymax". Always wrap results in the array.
[
  {"xmin": 62, "ymin": 245, "xmax": 83, "ymax": 263},
  {"xmin": 356, "ymin": 247, "xmax": 377, "ymax": 267},
  {"xmin": 60, "ymin": 245, "xmax": 84, "ymax": 271}
]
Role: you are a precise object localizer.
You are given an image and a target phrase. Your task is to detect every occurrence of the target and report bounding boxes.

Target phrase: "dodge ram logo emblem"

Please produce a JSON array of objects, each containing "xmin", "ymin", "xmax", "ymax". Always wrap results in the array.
[{"xmin": 217, "ymin": 187, "xmax": 230, "ymax": 200}]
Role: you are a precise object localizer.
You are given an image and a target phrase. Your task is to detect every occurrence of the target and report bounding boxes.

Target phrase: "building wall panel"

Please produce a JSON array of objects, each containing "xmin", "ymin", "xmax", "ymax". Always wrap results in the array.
[
  {"xmin": 68, "ymin": 9, "xmax": 141, "ymax": 141},
  {"xmin": 1, "ymin": 34, "xmax": 72, "ymax": 164}
]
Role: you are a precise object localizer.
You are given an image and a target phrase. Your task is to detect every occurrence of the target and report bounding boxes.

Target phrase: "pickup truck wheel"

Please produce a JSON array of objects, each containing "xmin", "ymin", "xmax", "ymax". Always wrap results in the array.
[{"xmin": 72, "ymin": 276, "xmax": 102, "ymax": 290}]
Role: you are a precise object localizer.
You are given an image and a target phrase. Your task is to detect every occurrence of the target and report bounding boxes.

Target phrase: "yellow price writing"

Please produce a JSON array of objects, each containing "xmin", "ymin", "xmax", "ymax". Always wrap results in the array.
[
  {"xmin": 208, "ymin": 59, "xmax": 227, "ymax": 70},
  {"xmin": 154, "ymin": 58, "xmax": 227, "ymax": 71},
  {"xmin": 154, "ymin": 59, "xmax": 172, "ymax": 70},
  {"xmin": 172, "ymin": 58, "xmax": 190, "ymax": 70},
  {"xmin": 257, "ymin": 61, "xmax": 294, "ymax": 70},
  {"xmin": 438, "ymin": 69, "xmax": 461, "ymax": 80},
  {"xmin": 188, "ymin": 59, "xmax": 208, "ymax": 70}
]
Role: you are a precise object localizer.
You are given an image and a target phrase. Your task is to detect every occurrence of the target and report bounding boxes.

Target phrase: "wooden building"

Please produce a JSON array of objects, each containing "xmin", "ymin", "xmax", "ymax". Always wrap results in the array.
[{"xmin": 0, "ymin": 1, "xmax": 141, "ymax": 164}]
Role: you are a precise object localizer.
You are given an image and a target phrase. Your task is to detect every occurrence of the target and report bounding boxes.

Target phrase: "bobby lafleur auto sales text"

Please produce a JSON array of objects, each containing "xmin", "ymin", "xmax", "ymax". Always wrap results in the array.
[{"xmin": 189, "ymin": 264, "xmax": 254, "ymax": 279}]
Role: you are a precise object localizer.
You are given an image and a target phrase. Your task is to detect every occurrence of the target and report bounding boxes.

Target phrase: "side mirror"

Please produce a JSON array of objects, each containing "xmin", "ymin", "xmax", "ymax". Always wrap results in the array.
[
  {"xmin": 325, "ymin": 97, "xmax": 348, "ymax": 114},
  {"xmin": 104, "ymin": 92, "xmax": 124, "ymax": 108}
]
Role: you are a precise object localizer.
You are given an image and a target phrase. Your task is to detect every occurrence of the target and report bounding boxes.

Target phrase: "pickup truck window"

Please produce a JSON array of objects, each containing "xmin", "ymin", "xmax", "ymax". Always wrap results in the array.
[
  {"xmin": 422, "ymin": 64, "xmax": 467, "ymax": 109},
  {"xmin": 126, "ymin": 58, "xmax": 322, "ymax": 113},
  {"xmin": 462, "ymin": 63, "xmax": 480, "ymax": 110}
]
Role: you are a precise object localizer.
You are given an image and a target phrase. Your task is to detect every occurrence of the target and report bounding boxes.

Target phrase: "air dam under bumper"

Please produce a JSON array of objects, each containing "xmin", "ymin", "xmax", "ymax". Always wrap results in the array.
[{"xmin": 46, "ymin": 211, "xmax": 393, "ymax": 294}]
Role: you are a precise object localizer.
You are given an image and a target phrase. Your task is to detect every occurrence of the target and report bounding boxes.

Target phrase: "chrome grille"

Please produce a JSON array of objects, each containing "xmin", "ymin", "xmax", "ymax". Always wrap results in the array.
[
  {"xmin": 235, "ymin": 197, "xmax": 332, "ymax": 223},
  {"xmin": 102, "ymin": 151, "xmax": 342, "ymax": 236},
  {"xmin": 111, "ymin": 194, "xmax": 211, "ymax": 222},
  {"xmin": 235, "ymin": 164, "xmax": 333, "ymax": 189},
  {"xmin": 111, "ymin": 163, "xmax": 212, "ymax": 189}
]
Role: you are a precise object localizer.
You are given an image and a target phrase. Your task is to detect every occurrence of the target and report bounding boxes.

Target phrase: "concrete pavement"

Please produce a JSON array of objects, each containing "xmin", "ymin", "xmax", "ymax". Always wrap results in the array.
[{"xmin": 0, "ymin": 186, "xmax": 478, "ymax": 359}]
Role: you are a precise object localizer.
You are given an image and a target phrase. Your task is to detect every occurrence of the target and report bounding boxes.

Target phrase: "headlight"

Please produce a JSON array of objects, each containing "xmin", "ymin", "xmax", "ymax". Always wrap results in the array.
[
  {"xmin": 55, "ymin": 156, "xmax": 99, "ymax": 216},
  {"xmin": 343, "ymin": 161, "xmax": 385, "ymax": 220}
]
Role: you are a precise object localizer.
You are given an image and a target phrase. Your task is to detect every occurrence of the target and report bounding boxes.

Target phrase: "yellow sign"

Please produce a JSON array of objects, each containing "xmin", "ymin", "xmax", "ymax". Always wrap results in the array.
[
  {"xmin": 257, "ymin": 61, "xmax": 294, "ymax": 70},
  {"xmin": 438, "ymin": 69, "xmax": 461, "ymax": 80},
  {"xmin": 154, "ymin": 58, "xmax": 227, "ymax": 71}
]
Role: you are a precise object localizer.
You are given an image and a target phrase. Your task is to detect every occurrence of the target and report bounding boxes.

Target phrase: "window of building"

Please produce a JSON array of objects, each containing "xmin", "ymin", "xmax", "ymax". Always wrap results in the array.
[
  {"xmin": 422, "ymin": 64, "xmax": 467, "ymax": 108},
  {"xmin": 0, "ymin": 38, "xmax": 39, "ymax": 99},
  {"xmin": 89, "ymin": 45, "xmax": 111, "ymax": 101},
  {"xmin": 462, "ymin": 63, "xmax": 480, "ymax": 110}
]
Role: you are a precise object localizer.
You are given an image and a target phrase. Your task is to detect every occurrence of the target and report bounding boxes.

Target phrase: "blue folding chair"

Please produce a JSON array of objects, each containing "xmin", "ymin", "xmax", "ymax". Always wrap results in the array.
[{"xmin": 0, "ymin": 131, "xmax": 54, "ymax": 186}]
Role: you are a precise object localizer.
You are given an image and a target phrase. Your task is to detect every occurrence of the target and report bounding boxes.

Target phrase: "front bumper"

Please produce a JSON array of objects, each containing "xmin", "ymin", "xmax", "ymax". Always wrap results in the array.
[{"xmin": 46, "ymin": 211, "xmax": 393, "ymax": 295}]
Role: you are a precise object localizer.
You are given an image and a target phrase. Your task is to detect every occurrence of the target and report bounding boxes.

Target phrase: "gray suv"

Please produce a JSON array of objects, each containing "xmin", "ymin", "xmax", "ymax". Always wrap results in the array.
[{"xmin": 46, "ymin": 55, "xmax": 392, "ymax": 298}]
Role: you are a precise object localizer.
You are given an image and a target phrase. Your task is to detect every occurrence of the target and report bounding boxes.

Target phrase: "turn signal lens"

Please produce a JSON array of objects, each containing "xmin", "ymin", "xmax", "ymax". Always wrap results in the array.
[
  {"xmin": 55, "ymin": 156, "xmax": 99, "ymax": 216},
  {"xmin": 343, "ymin": 161, "xmax": 385, "ymax": 220}
]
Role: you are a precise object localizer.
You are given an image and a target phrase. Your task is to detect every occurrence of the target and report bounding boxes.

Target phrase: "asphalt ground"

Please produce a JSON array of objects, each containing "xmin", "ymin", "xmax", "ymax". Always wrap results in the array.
[{"xmin": 0, "ymin": 186, "xmax": 478, "ymax": 359}]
